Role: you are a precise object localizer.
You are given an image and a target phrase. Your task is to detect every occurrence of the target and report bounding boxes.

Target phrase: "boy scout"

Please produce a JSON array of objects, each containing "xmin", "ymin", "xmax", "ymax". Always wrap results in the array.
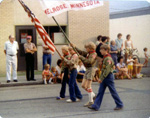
[
  {"xmin": 88, "ymin": 44, "xmax": 123, "ymax": 111},
  {"xmin": 74, "ymin": 42, "xmax": 97, "ymax": 107},
  {"xmin": 61, "ymin": 47, "xmax": 82, "ymax": 103},
  {"xmin": 57, "ymin": 46, "xmax": 70, "ymax": 100}
]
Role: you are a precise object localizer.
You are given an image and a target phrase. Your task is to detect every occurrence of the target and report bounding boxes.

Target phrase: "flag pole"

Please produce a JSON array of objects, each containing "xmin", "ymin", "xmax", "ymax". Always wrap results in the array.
[{"xmin": 52, "ymin": 16, "xmax": 79, "ymax": 56}]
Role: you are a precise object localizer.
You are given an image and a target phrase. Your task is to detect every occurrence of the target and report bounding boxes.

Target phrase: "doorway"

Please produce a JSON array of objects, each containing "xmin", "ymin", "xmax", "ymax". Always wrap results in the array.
[{"xmin": 16, "ymin": 26, "xmax": 37, "ymax": 71}]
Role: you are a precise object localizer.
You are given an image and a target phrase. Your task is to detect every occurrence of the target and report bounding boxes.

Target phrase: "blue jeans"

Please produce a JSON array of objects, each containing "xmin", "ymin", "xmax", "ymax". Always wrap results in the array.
[
  {"xmin": 60, "ymin": 68, "xmax": 69, "ymax": 98},
  {"xmin": 92, "ymin": 73, "xmax": 123, "ymax": 110},
  {"xmin": 43, "ymin": 54, "xmax": 52, "ymax": 70},
  {"xmin": 69, "ymin": 68, "xmax": 82, "ymax": 101}
]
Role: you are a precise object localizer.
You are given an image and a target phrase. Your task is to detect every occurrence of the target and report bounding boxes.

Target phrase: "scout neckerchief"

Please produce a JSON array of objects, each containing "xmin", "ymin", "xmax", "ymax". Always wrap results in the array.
[
  {"xmin": 63, "ymin": 52, "xmax": 69, "ymax": 57},
  {"xmin": 100, "ymin": 53, "xmax": 112, "ymax": 70},
  {"xmin": 86, "ymin": 50, "xmax": 96, "ymax": 59},
  {"xmin": 70, "ymin": 52, "xmax": 77, "ymax": 60}
]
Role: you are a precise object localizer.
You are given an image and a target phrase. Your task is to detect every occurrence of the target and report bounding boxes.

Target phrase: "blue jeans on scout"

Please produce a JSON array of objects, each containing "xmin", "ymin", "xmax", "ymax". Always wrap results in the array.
[
  {"xmin": 69, "ymin": 68, "xmax": 82, "ymax": 101},
  {"xmin": 43, "ymin": 54, "xmax": 51, "ymax": 70},
  {"xmin": 60, "ymin": 68, "xmax": 69, "ymax": 98},
  {"xmin": 92, "ymin": 73, "xmax": 123, "ymax": 110}
]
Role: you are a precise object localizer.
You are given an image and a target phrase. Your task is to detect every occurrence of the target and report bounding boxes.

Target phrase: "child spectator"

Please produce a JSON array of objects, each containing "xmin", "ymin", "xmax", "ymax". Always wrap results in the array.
[
  {"xmin": 116, "ymin": 56, "xmax": 131, "ymax": 80},
  {"xmin": 127, "ymin": 55, "xmax": 135, "ymax": 78},
  {"xmin": 143, "ymin": 48, "xmax": 149, "ymax": 67},
  {"xmin": 56, "ymin": 59, "xmax": 63, "ymax": 83},
  {"xmin": 93, "ymin": 68, "xmax": 100, "ymax": 82},
  {"xmin": 133, "ymin": 57, "xmax": 143, "ymax": 78},
  {"xmin": 77, "ymin": 60, "xmax": 86, "ymax": 82},
  {"xmin": 42, "ymin": 64, "xmax": 53, "ymax": 84},
  {"xmin": 110, "ymin": 40, "xmax": 118, "ymax": 66},
  {"xmin": 51, "ymin": 67, "xmax": 59, "ymax": 84}
]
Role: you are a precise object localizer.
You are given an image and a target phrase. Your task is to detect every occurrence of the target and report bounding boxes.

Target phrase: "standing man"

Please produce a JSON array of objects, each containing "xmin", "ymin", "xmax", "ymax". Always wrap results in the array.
[
  {"xmin": 4, "ymin": 35, "xmax": 19, "ymax": 83},
  {"xmin": 24, "ymin": 35, "xmax": 37, "ymax": 81},
  {"xmin": 42, "ymin": 42, "xmax": 52, "ymax": 70},
  {"xmin": 115, "ymin": 33, "xmax": 123, "ymax": 57}
]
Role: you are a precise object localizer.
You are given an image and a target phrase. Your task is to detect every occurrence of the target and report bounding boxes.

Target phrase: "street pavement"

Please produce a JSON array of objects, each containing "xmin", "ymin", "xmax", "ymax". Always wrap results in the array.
[{"xmin": 0, "ymin": 77, "xmax": 150, "ymax": 118}]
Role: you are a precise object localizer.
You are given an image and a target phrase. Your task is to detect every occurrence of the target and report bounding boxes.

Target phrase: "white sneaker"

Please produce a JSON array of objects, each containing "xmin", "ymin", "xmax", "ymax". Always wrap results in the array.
[
  {"xmin": 44, "ymin": 79, "xmax": 47, "ymax": 85},
  {"xmin": 76, "ymin": 98, "xmax": 81, "ymax": 102},
  {"xmin": 66, "ymin": 99, "xmax": 73, "ymax": 103}
]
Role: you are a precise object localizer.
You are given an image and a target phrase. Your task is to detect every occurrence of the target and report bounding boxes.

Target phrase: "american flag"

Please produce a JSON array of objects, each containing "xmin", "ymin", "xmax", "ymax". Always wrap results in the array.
[{"xmin": 18, "ymin": 0, "xmax": 55, "ymax": 54}]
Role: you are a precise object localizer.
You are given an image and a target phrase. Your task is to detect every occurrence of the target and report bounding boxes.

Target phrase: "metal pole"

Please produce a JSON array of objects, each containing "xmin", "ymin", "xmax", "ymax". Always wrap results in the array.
[{"xmin": 52, "ymin": 16, "xmax": 79, "ymax": 56}]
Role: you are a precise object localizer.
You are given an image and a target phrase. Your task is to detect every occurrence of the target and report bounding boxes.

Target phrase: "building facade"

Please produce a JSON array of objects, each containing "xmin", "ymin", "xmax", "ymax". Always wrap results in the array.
[{"xmin": 0, "ymin": 0, "xmax": 109, "ymax": 74}]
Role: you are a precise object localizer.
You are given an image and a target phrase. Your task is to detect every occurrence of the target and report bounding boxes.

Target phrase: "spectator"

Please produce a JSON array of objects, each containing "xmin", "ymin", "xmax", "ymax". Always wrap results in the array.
[
  {"xmin": 51, "ymin": 67, "xmax": 58, "ymax": 84},
  {"xmin": 95, "ymin": 35, "xmax": 102, "ymax": 46},
  {"xmin": 4, "ymin": 35, "xmax": 19, "ymax": 83},
  {"xmin": 125, "ymin": 34, "xmax": 134, "ymax": 63},
  {"xmin": 110, "ymin": 40, "xmax": 118, "ymax": 66},
  {"xmin": 93, "ymin": 68, "xmax": 100, "ymax": 82},
  {"xmin": 42, "ymin": 42, "xmax": 52, "ymax": 70},
  {"xmin": 96, "ymin": 36, "xmax": 108, "ymax": 67},
  {"xmin": 56, "ymin": 59, "xmax": 63, "ymax": 83},
  {"xmin": 127, "ymin": 55, "xmax": 135, "ymax": 78},
  {"xmin": 106, "ymin": 37, "xmax": 110, "ymax": 45},
  {"xmin": 143, "ymin": 47, "xmax": 149, "ymax": 67},
  {"xmin": 24, "ymin": 35, "xmax": 37, "ymax": 81},
  {"xmin": 116, "ymin": 56, "xmax": 131, "ymax": 80},
  {"xmin": 133, "ymin": 57, "xmax": 143, "ymax": 78},
  {"xmin": 42, "ymin": 64, "xmax": 53, "ymax": 84},
  {"xmin": 76, "ymin": 60, "xmax": 86, "ymax": 82},
  {"xmin": 115, "ymin": 33, "xmax": 123, "ymax": 57}
]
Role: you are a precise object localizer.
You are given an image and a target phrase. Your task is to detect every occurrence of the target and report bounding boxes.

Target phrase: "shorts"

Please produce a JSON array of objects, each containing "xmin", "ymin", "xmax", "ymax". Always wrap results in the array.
[
  {"xmin": 128, "ymin": 65, "xmax": 133, "ymax": 70},
  {"xmin": 84, "ymin": 67, "xmax": 95, "ymax": 80}
]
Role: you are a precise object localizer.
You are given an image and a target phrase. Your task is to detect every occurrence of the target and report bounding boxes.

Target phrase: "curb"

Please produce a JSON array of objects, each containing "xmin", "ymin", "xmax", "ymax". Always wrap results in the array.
[{"xmin": 0, "ymin": 81, "xmax": 43, "ymax": 88}]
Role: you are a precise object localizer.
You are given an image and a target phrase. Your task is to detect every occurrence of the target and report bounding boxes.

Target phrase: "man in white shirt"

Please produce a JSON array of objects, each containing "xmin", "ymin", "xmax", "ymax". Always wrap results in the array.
[{"xmin": 4, "ymin": 35, "xmax": 19, "ymax": 83}]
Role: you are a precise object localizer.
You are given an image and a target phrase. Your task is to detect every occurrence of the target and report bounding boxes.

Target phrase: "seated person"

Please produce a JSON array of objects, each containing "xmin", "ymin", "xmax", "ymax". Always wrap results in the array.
[
  {"xmin": 42, "ymin": 64, "xmax": 53, "ymax": 84},
  {"xmin": 116, "ymin": 56, "xmax": 131, "ymax": 80},
  {"xmin": 56, "ymin": 59, "xmax": 63, "ymax": 83},
  {"xmin": 93, "ymin": 68, "xmax": 100, "ymax": 82},
  {"xmin": 51, "ymin": 67, "xmax": 59, "ymax": 84},
  {"xmin": 77, "ymin": 60, "xmax": 86, "ymax": 82},
  {"xmin": 133, "ymin": 57, "xmax": 143, "ymax": 78},
  {"xmin": 127, "ymin": 55, "xmax": 135, "ymax": 78}
]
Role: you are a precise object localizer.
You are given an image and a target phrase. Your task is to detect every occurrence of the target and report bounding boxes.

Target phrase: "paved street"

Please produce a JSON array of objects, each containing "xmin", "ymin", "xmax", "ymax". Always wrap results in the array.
[{"xmin": 0, "ymin": 77, "xmax": 150, "ymax": 118}]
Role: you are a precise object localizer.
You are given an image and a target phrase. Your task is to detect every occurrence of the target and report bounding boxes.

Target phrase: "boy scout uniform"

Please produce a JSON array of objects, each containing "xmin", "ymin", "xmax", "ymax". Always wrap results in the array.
[
  {"xmin": 91, "ymin": 54, "xmax": 124, "ymax": 110},
  {"xmin": 59, "ymin": 54, "xmax": 70, "ymax": 98},
  {"xmin": 76, "ymin": 48, "xmax": 97, "ymax": 80}
]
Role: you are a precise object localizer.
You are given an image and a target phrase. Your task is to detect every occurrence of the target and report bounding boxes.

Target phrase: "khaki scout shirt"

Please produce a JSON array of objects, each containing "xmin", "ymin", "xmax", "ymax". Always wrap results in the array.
[
  {"xmin": 61, "ymin": 54, "xmax": 70, "ymax": 73},
  {"xmin": 100, "ymin": 55, "xmax": 114, "ymax": 82},
  {"xmin": 64, "ymin": 53, "xmax": 79, "ymax": 71},
  {"xmin": 75, "ymin": 47, "xmax": 97, "ymax": 68},
  {"xmin": 24, "ymin": 42, "xmax": 36, "ymax": 53}
]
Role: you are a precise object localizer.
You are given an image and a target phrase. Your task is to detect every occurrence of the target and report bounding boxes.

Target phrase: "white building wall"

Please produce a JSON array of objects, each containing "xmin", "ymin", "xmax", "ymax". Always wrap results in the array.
[{"xmin": 110, "ymin": 15, "xmax": 150, "ymax": 58}]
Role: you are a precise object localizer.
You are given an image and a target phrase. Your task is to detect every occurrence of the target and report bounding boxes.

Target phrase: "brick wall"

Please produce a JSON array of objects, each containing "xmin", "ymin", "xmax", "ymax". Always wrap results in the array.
[{"xmin": 0, "ymin": 0, "xmax": 109, "ymax": 74}]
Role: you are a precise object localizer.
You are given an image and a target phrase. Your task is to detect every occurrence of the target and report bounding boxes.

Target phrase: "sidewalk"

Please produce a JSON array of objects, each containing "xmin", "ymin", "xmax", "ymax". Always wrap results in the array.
[
  {"xmin": 0, "ymin": 75, "xmax": 43, "ymax": 87},
  {"xmin": 0, "ymin": 58, "xmax": 149, "ymax": 87}
]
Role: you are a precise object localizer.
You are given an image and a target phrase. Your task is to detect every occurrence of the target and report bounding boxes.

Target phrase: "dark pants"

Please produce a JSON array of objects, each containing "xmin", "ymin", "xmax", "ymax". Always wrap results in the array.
[
  {"xmin": 111, "ymin": 55, "xmax": 118, "ymax": 66},
  {"xmin": 43, "ymin": 53, "xmax": 52, "ymax": 70},
  {"xmin": 25, "ymin": 53, "xmax": 34, "ymax": 81},
  {"xmin": 60, "ymin": 68, "xmax": 69, "ymax": 98},
  {"xmin": 92, "ymin": 73, "xmax": 123, "ymax": 110},
  {"xmin": 69, "ymin": 68, "xmax": 82, "ymax": 101}
]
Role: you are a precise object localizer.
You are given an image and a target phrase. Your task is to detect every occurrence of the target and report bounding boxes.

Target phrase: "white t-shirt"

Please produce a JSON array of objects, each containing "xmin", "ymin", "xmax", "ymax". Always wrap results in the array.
[
  {"xmin": 77, "ymin": 65, "xmax": 86, "ymax": 72},
  {"xmin": 56, "ymin": 65, "xmax": 61, "ymax": 75},
  {"xmin": 127, "ymin": 59, "xmax": 134, "ymax": 65},
  {"xmin": 96, "ymin": 41, "xmax": 100, "ymax": 46},
  {"xmin": 116, "ymin": 63, "xmax": 126, "ymax": 72},
  {"xmin": 4, "ymin": 41, "xmax": 19, "ymax": 55}
]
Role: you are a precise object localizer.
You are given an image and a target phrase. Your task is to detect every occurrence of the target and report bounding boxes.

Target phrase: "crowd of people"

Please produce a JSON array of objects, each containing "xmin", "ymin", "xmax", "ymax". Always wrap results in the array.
[{"xmin": 3, "ymin": 33, "xmax": 149, "ymax": 111}]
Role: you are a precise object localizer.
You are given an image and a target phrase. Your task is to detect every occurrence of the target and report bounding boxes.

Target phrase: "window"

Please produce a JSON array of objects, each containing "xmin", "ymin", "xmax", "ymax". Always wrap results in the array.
[{"xmin": 44, "ymin": 26, "xmax": 68, "ymax": 45}]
